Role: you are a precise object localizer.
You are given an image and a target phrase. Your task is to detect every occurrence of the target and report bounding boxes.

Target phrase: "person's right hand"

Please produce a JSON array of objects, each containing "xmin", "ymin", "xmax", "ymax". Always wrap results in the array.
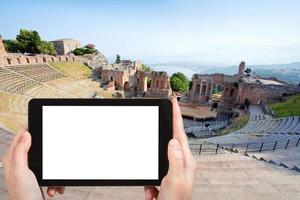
[{"xmin": 144, "ymin": 97, "xmax": 197, "ymax": 200}]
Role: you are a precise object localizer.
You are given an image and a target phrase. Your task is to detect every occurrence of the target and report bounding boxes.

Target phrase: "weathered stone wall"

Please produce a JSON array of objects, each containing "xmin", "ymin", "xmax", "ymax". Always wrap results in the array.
[
  {"xmin": 148, "ymin": 71, "xmax": 172, "ymax": 97},
  {"xmin": 100, "ymin": 69, "xmax": 129, "ymax": 89},
  {"xmin": 134, "ymin": 61, "xmax": 142, "ymax": 70},
  {"xmin": 0, "ymin": 37, "xmax": 6, "ymax": 55},
  {"xmin": 236, "ymin": 81, "xmax": 300, "ymax": 106},
  {"xmin": 188, "ymin": 72, "xmax": 238, "ymax": 104},
  {"xmin": 0, "ymin": 54, "xmax": 81, "ymax": 66},
  {"xmin": 51, "ymin": 39, "xmax": 82, "ymax": 55},
  {"xmin": 83, "ymin": 52, "xmax": 108, "ymax": 70},
  {"xmin": 136, "ymin": 70, "xmax": 151, "ymax": 92},
  {"xmin": 238, "ymin": 61, "xmax": 246, "ymax": 79}
]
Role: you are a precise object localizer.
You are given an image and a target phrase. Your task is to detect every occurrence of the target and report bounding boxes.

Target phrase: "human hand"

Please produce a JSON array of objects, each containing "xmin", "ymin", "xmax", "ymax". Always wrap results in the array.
[
  {"xmin": 2, "ymin": 126, "xmax": 65, "ymax": 200},
  {"xmin": 144, "ymin": 97, "xmax": 197, "ymax": 200}
]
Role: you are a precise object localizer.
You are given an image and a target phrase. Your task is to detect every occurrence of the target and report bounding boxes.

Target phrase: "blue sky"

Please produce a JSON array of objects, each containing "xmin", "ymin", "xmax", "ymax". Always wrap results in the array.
[{"xmin": 1, "ymin": 0, "xmax": 300, "ymax": 65}]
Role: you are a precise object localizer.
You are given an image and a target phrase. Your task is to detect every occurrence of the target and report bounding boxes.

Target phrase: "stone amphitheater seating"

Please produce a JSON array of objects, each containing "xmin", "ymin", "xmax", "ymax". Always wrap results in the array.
[
  {"xmin": 0, "ymin": 62, "xmax": 100, "ymax": 133},
  {"xmin": 5, "ymin": 64, "xmax": 65, "ymax": 82},
  {"xmin": 0, "ymin": 91, "xmax": 29, "ymax": 116},
  {"xmin": 249, "ymin": 148, "xmax": 300, "ymax": 172},
  {"xmin": 199, "ymin": 103, "xmax": 300, "ymax": 154},
  {"xmin": 235, "ymin": 116, "xmax": 300, "ymax": 135},
  {"xmin": 1, "ymin": 142, "xmax": 300, "ymax": 200},
  {"xmin": 184, "ymin": 119, "xmax": 228, "ymax": 138},
  {"xmin": 24, "ymin": 84, "xmax": 74, "ymax": 98},
  {"xmin": 47, "ymin": 77, "xmax": 94, "ymax": 98},
  {"xmin": 0, "ymin": 66, "xmax": 40, "ymax": 94},
  {"xmin": 0, "ymin": 113, "xmax": 27, "ymax": 134},
  {"xmin": 0, "ymin": 65, "xmax": 73, "ymax": 97},
  {"xmin": 0, "ymin": 63, "xmax": 95, "ymax": 98}
]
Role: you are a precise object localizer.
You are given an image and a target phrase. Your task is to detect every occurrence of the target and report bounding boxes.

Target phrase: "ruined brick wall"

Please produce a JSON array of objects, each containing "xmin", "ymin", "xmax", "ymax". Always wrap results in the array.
[
  {"xmin": 0, "ymin": 37, "xmax": 6, "ymax": 55},
  {"xmin": 100, "ymin": 69, "xmax": 128, "ymax": 89},
  {"xmin": 134, "ymin": 61, "xmax": 142, "ymax": 70},
  {"xmin": 188, "ymin": 74, "xmax": 214, "ymax": 103},
  {"xmin": 136, "ymin": 70, "xmax": 151, "ymax": 92},
  {"xmin": 188, "ymin": 73, "xmax": 238, "ymax": 104},
  {"xmin": 238, "ymin": 61, "xmax": 246, "ymax": 79},
  {"xmin": 236, "ymin": 82, "xmax": 300, "ymax": 106},
  {"xmin": 0, "ymin": 54, "xmax": 81, "ymax": 67},
  {"xmin": 149, "ymin": 71, "xmax": 172, "ymax": 97}
]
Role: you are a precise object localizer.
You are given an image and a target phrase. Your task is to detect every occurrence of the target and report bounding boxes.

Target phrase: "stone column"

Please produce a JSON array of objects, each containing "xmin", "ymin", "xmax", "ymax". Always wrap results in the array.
[
  {"xmin": 205, "ymin": 82, "xmax": 209, "ymax": 96},
  {"xmin": 143, "ymin": 77, "xmax": 147, "ymax": 91},
  {"xmin": 164, "ymin": 79, "xmax": 168, "ymax": 89},
  {"xmin": 210, "ymin": 82, "xmax": 214, "ymax": 98},
  {"xmin": 199, "ymin": 80, "xmax": 203, "ymax": 96}
]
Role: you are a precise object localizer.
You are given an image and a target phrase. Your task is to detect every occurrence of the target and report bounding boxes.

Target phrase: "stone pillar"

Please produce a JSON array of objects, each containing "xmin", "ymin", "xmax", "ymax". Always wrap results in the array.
[
  {"xmin": 143, "ymin": 77, "xmax": 147, "ymax": 92},
  {"xmin": 192, "ymin": 81, "xmax": 196, "ymax": 94},
  {"xmin": 205, "ymin": 82, "xmax": 209, "ymax": 96},
  {"xmin": 199, "ymin": 80, "xmax": 203, "ymax": 96},
  {"xmin": 210, "ymin": 82, "xmax": 214, "ymax": 97},
  {"xmin": 238, "ymin": 61, "xmax": 246, "ymax": 79},
  {"xmin": 164, "ymin": 79, "xmax": 167, "ymax": 89}
]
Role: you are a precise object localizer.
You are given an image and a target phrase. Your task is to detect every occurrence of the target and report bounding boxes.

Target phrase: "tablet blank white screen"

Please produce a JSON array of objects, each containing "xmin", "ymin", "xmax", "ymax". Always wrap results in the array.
[{"xmin": 42, "ymin": 106, "xmax": 159, "ymax": 180}]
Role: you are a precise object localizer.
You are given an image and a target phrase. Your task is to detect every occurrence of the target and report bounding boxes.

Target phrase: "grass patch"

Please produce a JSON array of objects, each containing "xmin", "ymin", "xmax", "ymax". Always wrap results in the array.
[
  {"xmin": 50, "ymin": 61, "xmax": 92, "ymax": 80},
  {"xmin": 219, "ymin": 112, "xmax": 250, "ymax": 135},
  {"xmin": 270, "ymin": 93, "xmax": 300, "ymax": 118}
]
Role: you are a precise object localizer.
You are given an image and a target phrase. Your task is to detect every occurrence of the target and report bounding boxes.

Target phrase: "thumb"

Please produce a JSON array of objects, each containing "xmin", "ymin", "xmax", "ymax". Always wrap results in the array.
[
  {"xmin": 167, "ymin": 139, "xmax": 184, "ymax": 177},
  {"xmin": 12, "ymin": 131, "xmax": 31, "ymax": 168}
]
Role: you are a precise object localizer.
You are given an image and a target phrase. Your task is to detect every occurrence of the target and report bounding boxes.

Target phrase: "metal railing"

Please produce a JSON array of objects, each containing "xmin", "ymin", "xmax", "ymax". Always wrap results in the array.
[{"xmin": 189, "ymin": 137, "xmax": 300, "ymax": 155}]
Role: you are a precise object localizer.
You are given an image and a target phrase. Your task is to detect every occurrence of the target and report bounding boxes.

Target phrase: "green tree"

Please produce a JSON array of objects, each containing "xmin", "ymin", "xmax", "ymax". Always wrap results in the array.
[
  {"xmin": 3, "ymin": 29, "xmax": 57, "ymax": 55},
  {"xmin": 3, "ymin": 40, "xmax": 19, "ymax": 53},
  {"xmin": 73, "ymin": 48, "xmax": 85, "ymax": 55},
  {"xmin": 16, "ymin": 29, "xmax": 42, "ymax": 54},
  {"xmin": 38, "ymin": 41, "xmax": 57, "ymax": 55},
  {"xmin": 147, "ymin": 78, "xmax": 152, "ymax": 88},
  {"xmin": 170, "ymin": 72, "xmax": 189, "ymax": 92},
  {"xmin": 213, "ymin": 86, "xmax": 219, "ymax": 94},
  {"xmin": 116, "ymin": 54, "xmax": 121, "ymax": 64},
  {"xmin": 189, "ymin": 80, "xmax": 193, "ymax": 90},
  {"xmin": 141, "ymin": 64, "xmax": 153, "ymax": 71},
  {"xmin": 73, "ymin": 45, "xmax": 97, "ymax": 56}
]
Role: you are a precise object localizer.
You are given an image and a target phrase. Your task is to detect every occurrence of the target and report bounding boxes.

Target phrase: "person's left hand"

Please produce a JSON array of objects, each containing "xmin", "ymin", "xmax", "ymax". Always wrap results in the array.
[{"xmin": 2, "ymin": 126, "xmax": 65, "ymax": 200}]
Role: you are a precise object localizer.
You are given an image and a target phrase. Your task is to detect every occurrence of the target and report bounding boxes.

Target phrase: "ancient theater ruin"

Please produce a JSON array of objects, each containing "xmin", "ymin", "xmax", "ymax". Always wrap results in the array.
[
  {"xmin": 97, "ymin": 60, "xmax": 172, "ymax": 98},
  {"xmin": 184, "ymin": 61, "xmax": 300, "ymax": 120}
]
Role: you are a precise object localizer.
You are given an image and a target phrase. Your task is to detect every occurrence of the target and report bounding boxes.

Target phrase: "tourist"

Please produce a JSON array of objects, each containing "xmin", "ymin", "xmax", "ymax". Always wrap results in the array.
[{"xmin": 2, "ymin": 97, "xmax": 197, "ymax": 200}]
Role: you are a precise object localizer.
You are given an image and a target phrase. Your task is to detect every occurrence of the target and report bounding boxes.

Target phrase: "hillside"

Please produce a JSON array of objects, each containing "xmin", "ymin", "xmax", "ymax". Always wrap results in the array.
[
  {"xmin": 270, "ymin": 93, "xmax": 300, "ymax": 117},
  {"xmin": 50, "ymin": 61, "xmax": 92, "ymax": 80}
]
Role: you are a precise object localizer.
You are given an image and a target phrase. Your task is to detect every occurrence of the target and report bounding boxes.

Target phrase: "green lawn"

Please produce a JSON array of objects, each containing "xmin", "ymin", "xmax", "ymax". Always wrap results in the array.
[
  {"xmin": 219, "ymin": 112, "xmax": 250, "ymax": 135},
  {"xmin": 50, "ymin": 61, "xmax": 92, "ymax": 80},
  {"xmin": 270, "ymin": 93, "xmax": 300, "ymax": 118}
]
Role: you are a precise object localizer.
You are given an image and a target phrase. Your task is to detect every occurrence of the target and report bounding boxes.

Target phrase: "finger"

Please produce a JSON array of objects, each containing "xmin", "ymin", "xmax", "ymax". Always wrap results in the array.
[
  {"xmin": 12, "ymin": 131, "xmax": 31, "ymax": 168},
  {"xmin": 144, "ymin": 187, "xmax": 159, "ymax": 200},
  {"xmin": 47, "ymin": 187, "xmax": 57, "ymax": 197},
  {"xmin": 9, "ymin": 125, "xmax": 28, "ymax": 153},
  {"xmin": 167, "ymin": 139, "xmax": 184, "ymax": 177},
  {"xmin": 57, "ymin": 186, "xmax": 65, "ymax": 194},
  {"xmin": 172, "ymin": 97, "xmax": 191, "ymax": 154},
  {"xmin": 185, "ymin": 155, "xmax": 197, "ymax": 189},
  {"xmin": 40, "ymin": 187, "xmax": 45, "ymax": 200},
  {"xmin": 47, "ymin": 186, "xmax": 65, "ymax": 196}
]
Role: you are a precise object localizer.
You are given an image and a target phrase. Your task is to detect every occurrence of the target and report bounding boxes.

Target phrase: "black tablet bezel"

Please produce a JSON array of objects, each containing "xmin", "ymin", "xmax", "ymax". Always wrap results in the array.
[{"xmin": 28, "ymin": 98, "xmax": 172, "ymax": 186}]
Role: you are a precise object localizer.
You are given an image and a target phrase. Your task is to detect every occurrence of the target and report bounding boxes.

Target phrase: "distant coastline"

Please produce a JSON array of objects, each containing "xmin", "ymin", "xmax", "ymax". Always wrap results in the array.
[{"xmin": 148, "ymin": 62, "xmax": 300, "ymax": 85}]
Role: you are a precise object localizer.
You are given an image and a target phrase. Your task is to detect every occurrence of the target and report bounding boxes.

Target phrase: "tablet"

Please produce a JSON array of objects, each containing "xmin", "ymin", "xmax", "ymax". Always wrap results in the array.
[{"xmin": 28, "ymin": 98, "xmax": 173, "ymax": 186}]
